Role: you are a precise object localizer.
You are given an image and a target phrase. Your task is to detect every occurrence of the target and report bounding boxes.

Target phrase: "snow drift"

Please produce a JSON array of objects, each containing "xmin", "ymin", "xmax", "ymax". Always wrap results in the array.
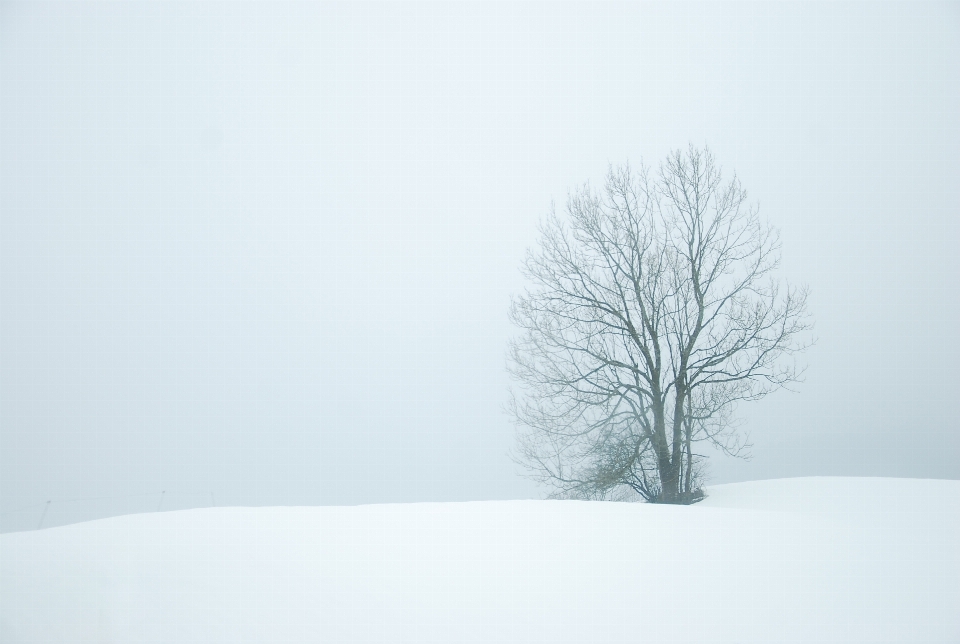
[{"xmin": 2, "ymin": 477, "xmax": 958, "ymax": 643}]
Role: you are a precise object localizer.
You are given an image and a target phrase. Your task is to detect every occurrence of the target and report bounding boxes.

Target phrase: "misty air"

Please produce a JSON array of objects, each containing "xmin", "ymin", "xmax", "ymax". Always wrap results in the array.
[{"xmin": 1, "ymin": 2, "xmax": 958, "ymax": 643}]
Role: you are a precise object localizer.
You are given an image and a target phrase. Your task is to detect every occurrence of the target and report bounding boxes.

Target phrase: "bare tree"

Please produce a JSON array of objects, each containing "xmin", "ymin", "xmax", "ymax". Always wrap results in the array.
[{"xmin": 508, "ymin": 146, "xmax": 811, "ymax": 504}]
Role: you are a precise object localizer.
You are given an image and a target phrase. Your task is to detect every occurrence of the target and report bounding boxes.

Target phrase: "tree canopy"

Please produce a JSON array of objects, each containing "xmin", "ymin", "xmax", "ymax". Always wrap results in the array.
[{"xmin": 508, "ymin": 146, "xmax": 811, "ymax": 503}]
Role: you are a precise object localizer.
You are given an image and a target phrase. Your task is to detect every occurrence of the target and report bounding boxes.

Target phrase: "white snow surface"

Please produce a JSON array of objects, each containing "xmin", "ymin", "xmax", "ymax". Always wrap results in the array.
[{"xmin": 2, "ymin": 477, "xmax": 958, "ymax": 643}]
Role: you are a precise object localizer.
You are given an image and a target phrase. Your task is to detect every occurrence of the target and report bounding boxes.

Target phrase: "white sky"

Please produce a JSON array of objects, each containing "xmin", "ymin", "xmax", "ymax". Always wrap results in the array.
[{"xmin": 2, "ymin": 1, "xmax": 958, "ymax": 524}]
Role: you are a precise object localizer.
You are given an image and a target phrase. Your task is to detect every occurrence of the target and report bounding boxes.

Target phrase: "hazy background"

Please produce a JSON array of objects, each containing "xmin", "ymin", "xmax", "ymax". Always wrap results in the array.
[{"xmin": 2, "ymin": 1, "xmax": 958, "ymax": 531}]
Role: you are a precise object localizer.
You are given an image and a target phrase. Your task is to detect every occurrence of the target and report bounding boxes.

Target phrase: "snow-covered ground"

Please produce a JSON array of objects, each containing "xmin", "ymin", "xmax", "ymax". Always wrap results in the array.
[{"xmin": 1, "ymin": 477, "xmax": 957, "ymax": 643}]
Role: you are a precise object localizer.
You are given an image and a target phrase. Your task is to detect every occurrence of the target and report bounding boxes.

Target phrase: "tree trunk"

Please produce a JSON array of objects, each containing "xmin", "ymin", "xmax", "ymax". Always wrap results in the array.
[
  {"xmin": 663, "ymin": 383, "xmax": 687, "ymax": 503},
  {"xmin": 651, "ymin": 397, "xmax": 678, "ymax": 503},
  {"xmin": 659, "ymin": 459, "xmax": 680, "ymax": 503},
  {"xmin": 683, "ymin": 396, "xmax": 693, "ymax": 496}
]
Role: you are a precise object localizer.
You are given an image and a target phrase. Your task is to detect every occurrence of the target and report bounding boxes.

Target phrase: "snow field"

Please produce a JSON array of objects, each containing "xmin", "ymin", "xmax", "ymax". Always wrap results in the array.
[{"xmin": 1, "ymin": 477, "xmax": 957, "ymax": 643}]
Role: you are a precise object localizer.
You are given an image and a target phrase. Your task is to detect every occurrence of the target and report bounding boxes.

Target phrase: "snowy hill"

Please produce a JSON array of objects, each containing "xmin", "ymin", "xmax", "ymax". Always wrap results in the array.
[{"xmin": 2, "ymin": 477, "xmax": 958, "ymax": 643}]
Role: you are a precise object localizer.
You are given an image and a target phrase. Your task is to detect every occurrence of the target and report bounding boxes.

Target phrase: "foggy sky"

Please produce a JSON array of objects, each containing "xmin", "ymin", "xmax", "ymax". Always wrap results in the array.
[{"xmin": 2, "ymin": 1, "xmax": 959, "ymax": 530}]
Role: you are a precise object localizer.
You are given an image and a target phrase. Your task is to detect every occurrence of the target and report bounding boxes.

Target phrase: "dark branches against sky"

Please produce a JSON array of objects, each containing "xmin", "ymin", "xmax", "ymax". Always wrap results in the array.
[{"xmin": 509, "ymin": 146, "xmax": 812, "ymax": 504}]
